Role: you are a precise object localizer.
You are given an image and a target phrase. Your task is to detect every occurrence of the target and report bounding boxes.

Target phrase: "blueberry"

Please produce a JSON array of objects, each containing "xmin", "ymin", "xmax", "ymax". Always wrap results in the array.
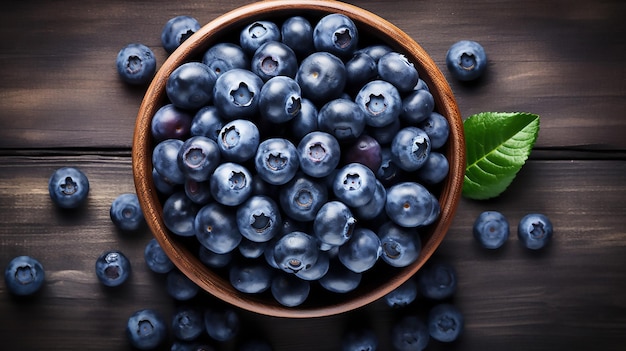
[
  {"xmin": 290, "ymin": 98, "xmax": 318, "ymax": 140},
  {"xmin": 144, "ymin": 238, "xmax": 174, "ymax": 274},
  {"xmin": 419, "ymin": 112, "xmax": 449, "ymax": 149},
  {"xmin": 270, "ymin": 273, "xmax": 311, "ymax": 307},
  {"xmin": 517, "ymin": 213, "xmax": 553, "ymax": 250},
  {"xmin": 356, "ymin": 44, "xmax": 393, "ymax": 62},
  {"xmin": 202, "ymin": 42, "xmax": 250, "ymax": 77},
  {"xmin": 317, "ymin": 98, "xmax": 365, "ymax": 142},
  {"xmin": 95, "ymin": 250, "xmax": 131, "ymax": 287},
  {"xmin": 204, "ymin": 307, "xmax": 240, "ymax": 342},
  {"xmin": 295, "ymin": 250, "xmax": 330, "ymax": 281},
  {"xmin": 229, "ymin": 262, "xmax": 273, "ymax": 294},
  {"xmin": 333, "ymin": 163, "xmax": 377, "ymax": 207},
  {"xmin": 297, "ymin": 131, "xmax": 341, "ymax": 178},
  {"xmin": 251, "ymin": 41, "xmax": 298, "ymax": 81},
  {"xmin": 153, "ymin": 138, "xmax": 186, "ymax": 185},
  {"xmin": 116, "ymin": 43, "xmax": 156, "ymax": 85},
  {"xmin": 190, "ymin": 106, "xmax": 224, "ymax": 141},
  {"xmin": 4, "ymin": 255, "xmax": 45, "ymax": 296},
  {"xmin": 390, "ymin": 127, "xmax": 431, "ymax": 172},
  {"xmin": 258, "ymin": 76, "xmax": 302, "ymax": 123},
  {"xmin": 386, "ymin": 182, "xmax": 440, "ymax": 228},
  {"xmin": 415, "ymin": 151, "xmax": 449, "ymax": 186},
  {"xmin": 184, "ymin": 179, "xmax": 213, "ymax": 205},
  {"xmin": 172, "ymin": 342, "xmax": 216, "ymax": 351},
  {"xmin": 296, "ymin": 52, "xmax": 346, "ymax": 104},
  {"xmin": 166, "ymin": 269, "xmax": 199, "ymax": 301},
  {"xmin": 162, "ymin": 191, "xmax": 199, "ymax": 237},
  {"xmin": 194, "ymin": 202, "xmax": 242, "ymax": 254},
  {"xmin": 272, "ymin": 231, "xmax": 319, "ymax": 274},
  {"xmin": 313, "ymin": 200, "xmax": 356, "ymax": 247},
  {"xmin": 390, "ymin": 316, "xmax": 430, "ymax": 351},
  {"xmin": 236, "ymin": 195, "xmax": 282, "ymax": 243},
  {"xmin": 472, "ymin": 211, "xmax": 510, "ymax": 249},
  {"xmin": 378, "ymin": 221, "xmax": 421, "ymax": 268},
  {"xmin": 418, "ymin": 261, "xmax": 457, "ymax": 300},
  {"xmin": 212, "ymin": 68, "xmax": 264, "ymax": 120},
  {"xmin": 368, "ymin": 116, "xmax": 401, "ymax": 146},
  {"xmin": 178, "ymin": 136, "xmax": 220, "ymax": 182},
  {"xmin": 198, "ymin": 246, "xmax": 232, "ymax": 268},
  {"xmin": 48, "ymin": 166, "xmax": 90, "ymax": 209},
  {"xmin": 217, "ymin": 119, "xmax": 260, "ymax": 163},
  {"xmin": 313, "ymin": 13, "xmax": 359, "ymax": 59},
  {"xmin": 377, "ymin": 52, "xmax": 419, "ymax": 92},
  {"xmin": 280, "ymin": 16, "xmax": 314, "ymax": 58},
  {"xmin": 238, "ymin": 238, "xmax": 268, "ymax": 259},
  {"xmin": 338, "ymin": 228, "xmax": 381, "ymax": 273},
  {"xmin": 110, "ymin": 193, "xmax": 145, "ymax": 232},
  {"xmin": 239, "ymin": 20, "xmax": 281, "ymax": 55},
  {"xmin": 151, "ymin": 104, "xmax": 193, "ymax": 142},
  {"xmin": 355, "ymin": 79, "xmax": 402, "ymax": 128},
  {"xmin": 341, "ymin": 328, "xmax": 379, "ymax": 351},
  {"xmin": 376, "ymin": 148, "xmax": 404, "ymax": 187},
  {"xmin": 254, "ymin": 138, "xmax": 299, "ymax": 185},
  {"xmin": 209, "ymin": 162, "xmax": 253, "ymax": 207},
  {"xmin": 401, "ymin": 89, "xmax": 434, "ymax": 124},
  {"xmin": 342, "ymin": 134, "xmax": 383, "ymax": 173},
  {"xmin": 353, "ymin": 179, "xmax": 386, "ymax": 221},
  {"xmin": 428, "ymin": 303, "xmax": 464, "ymax": 343},
  {"xmin": 279, "ymin": 174, "xmax": 328, "ymax": 222},
  {"xmin": 318, "ymin": 258, "xmax": 362, "ymax": 293},
  {"xmin": 161, "ymin": 15, "xmax": 201, "ymax": 54},
  {"xmin": 384, "ymin": 277, "xmax": 418, "ymax": 308},
  {"xmin": 166, "ymin": 62, "xmax": 217, "ymax": 110},
  {"xmin": 152, "ymin": 167, "xmax": 177, "ymax": 196},
  {"xmin": 126, "ymin": 309, "xmax": 167, "ymax": 350},
  {"xmin": 345, "ymin": 52, "xmax": 378, "ymax": 92},
  {"xmin": 446, "ymin": 40, "xmax": 487, "ymax": 81},
  {"xmin": 172, "ymin": 307, "xmax": 204, "ymax": 342}
]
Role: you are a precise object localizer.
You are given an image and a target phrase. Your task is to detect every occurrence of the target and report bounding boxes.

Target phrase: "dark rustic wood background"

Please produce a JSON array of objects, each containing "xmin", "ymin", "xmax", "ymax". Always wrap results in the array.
[{"xmin": 1, "ymin": 0, "xmax": 625, "ymax": 350}]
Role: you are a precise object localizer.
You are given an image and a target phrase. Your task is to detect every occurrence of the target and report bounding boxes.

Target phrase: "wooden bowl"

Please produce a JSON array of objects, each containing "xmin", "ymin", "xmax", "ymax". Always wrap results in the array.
[{"xmin": 132, "ymin": 0, "xmax": 464, "ymax": 318}]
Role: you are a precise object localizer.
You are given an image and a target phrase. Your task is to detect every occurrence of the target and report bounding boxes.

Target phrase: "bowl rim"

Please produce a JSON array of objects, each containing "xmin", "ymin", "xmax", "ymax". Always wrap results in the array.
[{"xmin": 132, "ymin": 0, "xmax": 465, "ymax": 318}]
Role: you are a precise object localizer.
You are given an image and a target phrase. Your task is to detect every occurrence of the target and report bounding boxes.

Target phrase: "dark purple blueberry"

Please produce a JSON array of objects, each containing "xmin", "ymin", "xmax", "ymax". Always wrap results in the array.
[
  {"xmin": 126, "ymin": 309, "xmax": 167, "ymax": 350},
  {"xmin": 342, "ymin": 134, "xmax": 382, "ymax": 173},
  {"xmin": 151, "ymin": 104, "xmax": 192, "ymax": 142}
]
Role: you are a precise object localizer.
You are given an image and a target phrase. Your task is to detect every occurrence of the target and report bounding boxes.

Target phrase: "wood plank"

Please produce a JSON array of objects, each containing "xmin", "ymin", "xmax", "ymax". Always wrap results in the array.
[
  {"xmin": 1, "ymin": 0, "xmax": 625, "ymax": 150},
  {"xmin": 0, "ymin": 156, "xmax": 624, "ymax": 350}
]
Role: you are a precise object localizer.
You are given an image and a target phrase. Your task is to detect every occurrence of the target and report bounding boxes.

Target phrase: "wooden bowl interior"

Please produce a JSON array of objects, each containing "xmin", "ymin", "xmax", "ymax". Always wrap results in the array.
[{"xmin": 132, "ymin": 0, "xmax": 465, "ymax": 318}]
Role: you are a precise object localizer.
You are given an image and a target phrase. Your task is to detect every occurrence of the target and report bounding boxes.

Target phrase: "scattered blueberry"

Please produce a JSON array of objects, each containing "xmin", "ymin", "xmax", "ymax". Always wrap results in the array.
[
  {"xmin": 384, "ymin": 277, "xmax": 418, "ymax": 308},
  {"xmin": 446, "ymin": 40, "xmax": 487, "ymax": 81},
  {"xmin": 109, "ymin": 193, "xmax": 145, "ymax": 232},
  {"xmin": 48, "ymin": 166, "xmax": 90, "ymax": 209},
  {"xmin": 144, "ymin": 238, "xmax": 174, "ymax": 274},
  {"xmin": 166, "ymin": 269, "xmax": 200, "ymax": 301},
  {"xmin": 116, "ymin": 43, "xmax": 156, "ymax": 85},
  {"xmin": 172, "ymin": 306, "xmax": 205, "ymax": 341},
  {"xmin": 341, "ymin": 327, "xmax": 379, "ymax": 351},
  {"xmin": 390, "ymin": 316, "xmax": 430, "ymax": 351},
  {"xmin": 4, "ymin": 255, "xmax": 45, "ymax": 296},
  {"xmin": 427, "ymin": 303, "xmax": 464, "ymax": 343},
  {"xmin": 518, "ymin": 213, "xmax": 553, "ymax": 250},
  {"xmin": 473, "ymin": 211, "xmax": 510, "ymax": 249},
  {"xmin": 204, "ymin": 306, "xmax": 240, "ymax": 342},
  {"xmin": 417, "ymin": 261, "xmax": 457, "ymax": 300},
  {"xmin": 126, "ymin": 309, "xmax": 168, "ymax": 350},
  {"xmin": 95, "ymin": 250, "xmax": 131, "ymax": 287},
  {"xmin": 161, "ymin": 15, "xmax": 201, "ymax": 54}
]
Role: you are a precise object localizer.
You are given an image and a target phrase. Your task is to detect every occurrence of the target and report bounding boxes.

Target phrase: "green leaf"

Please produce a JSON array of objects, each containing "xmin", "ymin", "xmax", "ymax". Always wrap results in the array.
[{"xmin": 463, "ymin": 112, "xmax": 540, "ymax": 200}]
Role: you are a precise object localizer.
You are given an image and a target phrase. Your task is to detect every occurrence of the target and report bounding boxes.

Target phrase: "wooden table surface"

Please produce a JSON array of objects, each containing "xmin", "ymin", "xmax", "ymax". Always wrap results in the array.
[{"xmin": 1, "ymin": 0, "xmax": 625, "ymax": 350}]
